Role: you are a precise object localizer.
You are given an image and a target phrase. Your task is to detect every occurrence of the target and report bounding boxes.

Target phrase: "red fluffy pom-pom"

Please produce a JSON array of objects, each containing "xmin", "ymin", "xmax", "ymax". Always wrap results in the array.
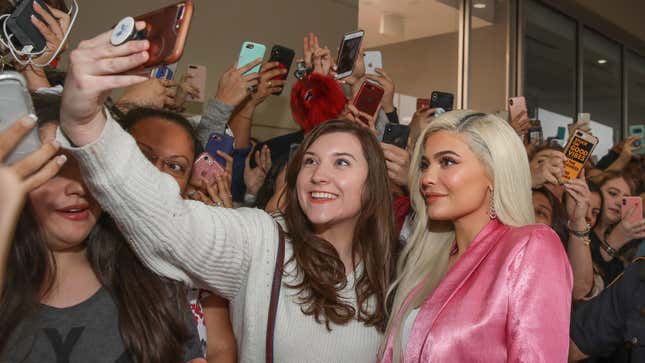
[{"xmin": 290, "ymin": 73, "xmax": 347, "ymax": 133}]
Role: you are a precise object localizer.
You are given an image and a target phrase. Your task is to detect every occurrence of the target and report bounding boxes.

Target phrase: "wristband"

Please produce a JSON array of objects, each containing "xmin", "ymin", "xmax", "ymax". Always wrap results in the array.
[{"xmin": 567, "ymin": 221, "xmax": 591, "ymax": 237}]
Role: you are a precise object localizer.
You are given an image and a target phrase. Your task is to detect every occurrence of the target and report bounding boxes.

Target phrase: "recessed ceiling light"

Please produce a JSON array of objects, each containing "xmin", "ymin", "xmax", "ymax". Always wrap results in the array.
[
  {"xmin": 597, "ymin": 59, "xmax": 607, "ymax": 64},
  {"xmin": 473, "ymin": 2, "xmax": 486, "ymax": 8}
]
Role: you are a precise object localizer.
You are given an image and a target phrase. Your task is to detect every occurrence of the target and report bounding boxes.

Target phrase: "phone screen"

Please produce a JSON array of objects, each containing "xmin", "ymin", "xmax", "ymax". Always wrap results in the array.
[
  {"xmin": 336, "ymin": 32, "xmax": 363, "ymax": 78},
  {"xmin": 563, "ymin": 134, "xmax": 596, "ymax": 182}
]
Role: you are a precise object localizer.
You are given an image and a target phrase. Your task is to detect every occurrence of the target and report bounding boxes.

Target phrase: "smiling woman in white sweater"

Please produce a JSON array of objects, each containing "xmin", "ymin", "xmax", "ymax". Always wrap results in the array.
[{"xmin": 56, "ymin": 25, "xmax": 396, "ymax": 363}]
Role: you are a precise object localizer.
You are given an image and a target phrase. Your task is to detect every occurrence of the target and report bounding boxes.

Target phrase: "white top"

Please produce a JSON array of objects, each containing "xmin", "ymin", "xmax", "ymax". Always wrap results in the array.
[
  {"xmin": 401, "ymin": 308, "xmax": 420, "ymax": 350},
  {"xmin": 57, "ymin": 114, "xmax": 383, "ymax": 363}
]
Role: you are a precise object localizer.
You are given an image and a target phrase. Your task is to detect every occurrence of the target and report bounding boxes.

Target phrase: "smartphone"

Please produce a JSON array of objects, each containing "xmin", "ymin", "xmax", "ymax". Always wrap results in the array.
[
  {"xmin": 185, "ymin": 64, "xmax": 206, "ymax": 102},
  {"xmin": 191, "ymin": 152, "xmax": 225, "ymax": 186},
  {"xmin": 6, "ymin": 0, "xmax": 54, "ymax": 53},
  {"xmin": 526, "ymin": 120, "xmax": 543, "ymax": 145},
  {"xmin": 556, "ymin": 126, "xmax": 566, "ymax": 140},
  {"xmin": 268, "ymin": 45, "xmax": 295, "ymax": 95},
  {"xmin": 622, "ymin": 197, "xmax": 643, "ymax": 225},
  {"xmin": 353, "ymin": 81, "xmax": 384, "ymax": 123},
  {"xmin": 205, "ymin": 133, "xmax": 234, "ymax": 168},
  {"xmin": 562, "ymin": 129, "xmax": 599, "ymax": 183},
  {"xmin": 335, "ymin": 30, "xmax": 364, "ymax": 79},
  {"xmin": 508, "ymin": 96, "xmax": 527, "ymax": 123},
  {"xmin": 416, "ymin": 98, "xmax": 430, "ymax": 111},
  {"xmin": 382, "ymin": 124, "xmax": 410, "ymax": 149},
  {"xmin": 0, "ymin": 72, "xmax": 40, "ymax": 165},
  {"xmin": 430, "ymin": 91, "xmax": 454, "ymax": 112},
  {"xmin": 629, "ymin": 125, "xmax": 645, "ymax": 155},
  {"xmin": 150, "ymin": 62, "xmax": 178, "ymax": 80},
  {"xmin": 364, "ymin": 50, "xmax": 382, "ymax": 76},
  {"xmin": 134, "ymin": 1, "xmax": 194, "ymax": 68},
  {"xmin": 237, "ymin": 42, "xmax": 266, "ymax": 75}
]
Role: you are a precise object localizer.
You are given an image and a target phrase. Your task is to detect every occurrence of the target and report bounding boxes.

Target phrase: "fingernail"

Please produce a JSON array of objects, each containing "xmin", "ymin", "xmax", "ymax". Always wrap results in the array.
[
  {"xmin": 56, "ymin": 154, "xmax": 67, "ymax": 165},
  {"xmin": 21, "ymin": 114, "xmax": 37, "ymax": 127}
]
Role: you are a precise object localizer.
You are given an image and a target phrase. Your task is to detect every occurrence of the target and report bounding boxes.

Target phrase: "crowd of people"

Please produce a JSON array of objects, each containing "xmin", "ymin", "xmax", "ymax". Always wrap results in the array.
[{"xmin": 0, "ymin": 1, "xmax": 643, "ymax": 362}]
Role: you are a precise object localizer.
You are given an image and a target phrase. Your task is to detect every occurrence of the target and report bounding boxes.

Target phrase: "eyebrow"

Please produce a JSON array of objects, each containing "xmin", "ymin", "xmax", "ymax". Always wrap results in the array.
[
  {"xmin": 137, "ymin": 142, "xmax": 190, "ymax": 163},
  {"xmin": 432, "ymin": 150, "xmax": 461, "ymax": 158},
  {"xmin": 304, "ymin": 151, "xmax": 357, "ymax": 161}
]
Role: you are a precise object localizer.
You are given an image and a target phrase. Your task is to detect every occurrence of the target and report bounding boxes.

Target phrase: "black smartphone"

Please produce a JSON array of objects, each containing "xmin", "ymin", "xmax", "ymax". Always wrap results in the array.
[
  {"xmin": 430, "ymin": 91, "xmax": 454, "ymax": 111},
  {"xmin": 268, "ymin": 45, "xmax": 295, "ymax": 95},
  {"xmin": 6, "ymin": 0, "xmax": 54, "ymax": 53},
  {"xmin": 382, "ymin": 124, "xmax": 410, "ymax": 150}
]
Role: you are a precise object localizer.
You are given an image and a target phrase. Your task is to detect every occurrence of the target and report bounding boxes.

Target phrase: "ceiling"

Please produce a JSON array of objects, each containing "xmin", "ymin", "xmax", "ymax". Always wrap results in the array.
[{"xmin": 358, "ymin": 0, "xmax": 495, "ymax": 47}]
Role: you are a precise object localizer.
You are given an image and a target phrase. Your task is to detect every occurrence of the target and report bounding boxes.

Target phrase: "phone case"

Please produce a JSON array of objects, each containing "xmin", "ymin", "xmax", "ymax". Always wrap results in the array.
[
  {"xmin": 191, "ymin": 152, "xmax": 225, "ymax": 186},
  {"xmin": 353, "ymin": 81, "xmax": 384, "ymax": 122},
  {"xmin": 416, "ymin": 98, "xmax": 430, "ymax": 111},
  {"xmin": 237, "ymin": 42, "xmax": 266, "ymax": 75},
  {"xmin": 151, "ymin": 62, "xmax": 178, "ymax": 80},
  {"xmin": 629, "ymin": 125, "xmax": 645, "ymax": 155},
  {"xmin": 508, "ymin": 96, "xmax": 527, "ymax": 122},
  {"xmin": 622, "ymin": 197, "xmax": 643, "ymax": 225},
  {"xmin": 335, "ymin": 30, "xmax": 364, "ymax": 79},
  {"xmin": 364, "ymin": 51, "xmax": 382, "ymax": 76},
  {"xmin": 185, "ymin": 64, "xmax": 206, "ymax": 102},
  {"xmin": 562, "ymin": 130, "xmax": 599, "ymax": 182},
  {"xmin": 431, "ymin": 91, "xmax": 454, "ymax": 111},
  {"xmin": 526, "ymin": 120, "xmax": 543, "ymax": 145},
  {"xmin": 134, "ymin": 1, "xmax": 194, "ymax": 68},
  {"xmin": 205, "ymin": 133, "xmax": 234, "ymax": 167},
  {"xmin": 0, "ymin": 72, "xmax": 39, "ymax": 165},
  {"xmin": 6, "ymin": 0, "xmax": 53, "ymax": 52},
  {"xmin": 382, "ymin": 124, "xmax": 410, "ymax": 149},
  {"xmin": 268, "ymin": 45, "xmax": 295, "ymax": 95}
]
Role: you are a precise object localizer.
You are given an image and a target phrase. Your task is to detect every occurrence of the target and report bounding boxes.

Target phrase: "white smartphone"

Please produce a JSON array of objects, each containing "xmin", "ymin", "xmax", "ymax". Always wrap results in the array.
[
  {"xmin": 335, "ymin": 30, "xmax": 364, "ymax": 79},
  {"xmin": 364, "ymin": 50, "xmax": 382, "ymax": 76},
  {"xmin": 0, "ymin": 71, "xmax": 40, "ymax": 165},
  {"xmin": 185, "ymin": 64, "xmax": 207, "ymax": 102}
]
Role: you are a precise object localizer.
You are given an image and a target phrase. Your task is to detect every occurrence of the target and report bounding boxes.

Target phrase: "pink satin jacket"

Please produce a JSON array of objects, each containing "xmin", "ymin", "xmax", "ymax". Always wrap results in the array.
[{"xmin": 381, "ymin": 220, "xmax": 573, "ymax": 362}]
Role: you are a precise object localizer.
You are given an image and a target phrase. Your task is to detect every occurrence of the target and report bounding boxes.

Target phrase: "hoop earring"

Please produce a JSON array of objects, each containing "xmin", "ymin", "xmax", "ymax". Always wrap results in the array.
[{"xmin": 489, "ymin": 187, "xmax": 497, "ymax": 220}]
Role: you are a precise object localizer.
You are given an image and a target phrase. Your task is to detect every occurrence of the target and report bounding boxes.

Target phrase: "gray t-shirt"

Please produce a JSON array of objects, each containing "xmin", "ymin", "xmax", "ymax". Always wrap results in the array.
[{"xmin": 2, "ymin": 287, "xmax": 202, "ymax": 363}]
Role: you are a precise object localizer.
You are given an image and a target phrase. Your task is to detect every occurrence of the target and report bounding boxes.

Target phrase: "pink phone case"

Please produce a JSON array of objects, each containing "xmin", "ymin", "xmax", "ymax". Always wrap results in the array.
[
  {"xmin": 186, "ymin": 64, "xmax": 206, "ymax": 102},
  {"xmin": 622, "ymin": 197, "xmax": 643, "ymax": 224},
  {"xmin": 508, "ymin": 96, "xmax": 527, "ymax": 122},
  {"xmin": 191, "ymin": 152, "xmax": 225, "ymax": 186}
]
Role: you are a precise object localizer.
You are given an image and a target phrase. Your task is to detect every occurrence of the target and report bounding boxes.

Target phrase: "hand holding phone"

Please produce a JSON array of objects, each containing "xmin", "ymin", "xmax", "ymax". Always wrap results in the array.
[
  {"xmin": 622, "ymin": 197, "xmax": 643, "ymax": 225},
  {"xmin": 205, "ymin": 133, "xmax": 234, "ymax": 167},
  {"xmin": 237, "ymin": 42, "xmax": 266, "ymax": 75},
  {"xmin": 267, "ymin": 45, "xmax": 295, "ymax": 95},
  {"xmin": 191, "ymin": 152, "xmax": 225, "ymax": 186},
  {"xmin": 562, "ymin": 129, "xmax": 598, "ymax": 183}
]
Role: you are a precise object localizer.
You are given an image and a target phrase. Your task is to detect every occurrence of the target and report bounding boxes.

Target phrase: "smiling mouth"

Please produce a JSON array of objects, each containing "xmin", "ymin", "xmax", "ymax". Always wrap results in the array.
[
  {"xmin": 310, "ymin": 191, "xmax": 338, "ymax": 201},
  {"xmin": 56, "ymin": 206, "xmax": 91, "ymax": 221}
]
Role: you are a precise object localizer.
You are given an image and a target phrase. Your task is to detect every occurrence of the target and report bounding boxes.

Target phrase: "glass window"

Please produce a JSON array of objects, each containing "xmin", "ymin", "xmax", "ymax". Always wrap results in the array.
[
  {"xmin": 523, "ymin": 0, "xmax": 576, "ymax": 119},
  {"xmin": 582, "ymin": 28, "xmax": 622, "ymax": 143},
  {"xmin": 469, "ymin": 0, "xmax": 508, "ymax": 113},
  {"xmin": 358, "ymin": 0, "xmax": 461, "ymax": 123},
  {"xmin": 627, "ymin": 51, "xmax": 645, "ymax": 127}
]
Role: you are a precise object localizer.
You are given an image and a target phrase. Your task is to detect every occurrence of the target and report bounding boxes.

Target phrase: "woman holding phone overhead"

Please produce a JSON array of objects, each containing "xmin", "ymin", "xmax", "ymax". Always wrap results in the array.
[
  {"xmin": 57, "ymin": 22, "xmax": 396, "ymax": 363},
  {"xmin": 378, "ymin": 111, "xmax": 573, "ymax": 362}
]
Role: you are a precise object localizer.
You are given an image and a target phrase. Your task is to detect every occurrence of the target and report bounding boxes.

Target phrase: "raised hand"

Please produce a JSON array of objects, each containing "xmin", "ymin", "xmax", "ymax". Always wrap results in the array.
[
  {"xmin": 244, "ymin": 144, "xmax": 271, "ymax": 196},
  {"xmin": 215, "ymin": 58, "xmax": 263, "ymax": 107}
]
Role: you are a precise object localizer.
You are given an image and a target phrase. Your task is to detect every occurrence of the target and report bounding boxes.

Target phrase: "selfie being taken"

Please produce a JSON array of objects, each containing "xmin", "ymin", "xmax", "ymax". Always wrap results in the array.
[{"xmin": 0, "ymin": 0, "xmax": 643, "ymax": 362}]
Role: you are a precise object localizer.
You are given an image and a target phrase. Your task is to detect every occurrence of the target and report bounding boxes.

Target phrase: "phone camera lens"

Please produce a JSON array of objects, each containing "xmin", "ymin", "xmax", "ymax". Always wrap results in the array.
[
  {"xmin": 509, "ymin": 99, "xmax": 514, "ymax": 106},
  {"xmin": 432, "ymin": 94, "xmax": 438, "ymax": 100},
  {"xmin": 246, "ymin": 44, "xmax": 254, "ymax": 49}
]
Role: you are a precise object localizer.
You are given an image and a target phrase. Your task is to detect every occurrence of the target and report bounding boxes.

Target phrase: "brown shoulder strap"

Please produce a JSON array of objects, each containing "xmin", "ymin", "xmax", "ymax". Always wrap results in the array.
[{"xmin": 266, "ymin": 223, "xmax": 286, "ymax": 363}]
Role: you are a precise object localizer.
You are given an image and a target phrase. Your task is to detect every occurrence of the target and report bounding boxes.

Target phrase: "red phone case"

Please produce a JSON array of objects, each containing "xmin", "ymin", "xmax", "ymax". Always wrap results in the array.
[
  {"xmin": 191, "ymin": 152, "xmax": 225, "ymax": 186},
  {"xmin": 353, "ymin": 81, "xmax": 384, "ymax": 121},
  {"xmin": 134, "ymin": 1, "xmax": 194, "ymax": 68},
  {"xmin": 416, "ymin": 98, "xmax": 430, "ymax": 111},
  {"xmin": 622, "ymin": 197, "xmax": 643, "ymax": 224}
]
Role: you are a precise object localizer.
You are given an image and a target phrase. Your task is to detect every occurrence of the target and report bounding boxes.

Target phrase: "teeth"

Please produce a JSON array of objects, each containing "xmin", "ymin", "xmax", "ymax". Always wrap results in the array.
[
  {"xmin": 65, "ymin": 209, "xmax": 83, "ymax": 213},
  {"xmin": 311, "ymin": 192, "xmax": 337, "ymax": 200}
]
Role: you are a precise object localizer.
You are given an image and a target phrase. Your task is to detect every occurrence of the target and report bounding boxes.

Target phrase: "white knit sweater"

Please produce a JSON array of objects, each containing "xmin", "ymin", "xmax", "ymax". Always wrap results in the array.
[{"xmin": 58, "ymin": 115, "xmax": 383, "ymax": 363}]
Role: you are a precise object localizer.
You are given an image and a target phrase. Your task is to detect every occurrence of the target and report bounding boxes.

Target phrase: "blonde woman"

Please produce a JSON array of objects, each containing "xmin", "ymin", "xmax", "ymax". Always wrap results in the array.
[{"xmin": 379, "ymin": 111, "xmax": 573, "ymax": 362}]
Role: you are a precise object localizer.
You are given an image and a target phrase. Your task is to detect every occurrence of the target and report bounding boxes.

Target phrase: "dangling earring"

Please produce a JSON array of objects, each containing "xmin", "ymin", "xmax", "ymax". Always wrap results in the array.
[{"xmin": 488, "ymin": 187, "xmax": 497, "ymax": 220}]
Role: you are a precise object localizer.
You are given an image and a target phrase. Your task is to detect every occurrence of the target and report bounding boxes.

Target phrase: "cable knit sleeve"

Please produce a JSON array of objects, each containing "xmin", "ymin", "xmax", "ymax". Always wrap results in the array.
[
  {"xmin": 506, "ymin": 226, "xmax": 573, "ymax": 362},
  {"xmin": 56, "ymin": 114, "xmax": 276, "ymax": 300}
]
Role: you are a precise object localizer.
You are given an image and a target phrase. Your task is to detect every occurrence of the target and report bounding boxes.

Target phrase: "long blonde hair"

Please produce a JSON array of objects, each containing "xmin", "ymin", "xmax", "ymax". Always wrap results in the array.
[{"xmin": 380, "ymin": 110, "xmax": 535, "ymax": 361}]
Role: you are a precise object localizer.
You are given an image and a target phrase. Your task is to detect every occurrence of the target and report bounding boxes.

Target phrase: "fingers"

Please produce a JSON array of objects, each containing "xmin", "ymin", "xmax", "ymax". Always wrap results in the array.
[
  {"xmin": 22, "ymin": 154, "xmax": 67, "ymax": 191},
  {"xmin": 11, "ymin": 140, "xmax": 61, "ymax": 178},
  {"xmin": 33, "ymin": 2, "xmax": 63, "ymax": 38},
  {"xmin": 261, "ymin": 146, "xmax": 272, "ymax": 170},
  {"xmin": 217, "ymin": 150, "xmax": 234, "ymax": 175},
  {"xmin": 238, "ymin": 58, "xmax": 263, "ymax": 74},
  {"xmin": 0, "ymin": 115, "xmax": 38, "ymax": 161}
]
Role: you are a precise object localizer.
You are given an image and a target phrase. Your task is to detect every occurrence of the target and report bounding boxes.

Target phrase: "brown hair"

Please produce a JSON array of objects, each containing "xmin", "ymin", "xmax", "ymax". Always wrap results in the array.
[{"xmin": 283, "ymin": 120, "xmax": 396, "ymax": 331}]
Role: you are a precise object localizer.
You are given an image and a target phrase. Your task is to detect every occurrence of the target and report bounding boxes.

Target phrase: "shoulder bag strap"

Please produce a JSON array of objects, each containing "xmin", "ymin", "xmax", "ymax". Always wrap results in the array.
[{"xmin": 266, "ymin": 223, "xmax": 286, "ymax": 363}]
